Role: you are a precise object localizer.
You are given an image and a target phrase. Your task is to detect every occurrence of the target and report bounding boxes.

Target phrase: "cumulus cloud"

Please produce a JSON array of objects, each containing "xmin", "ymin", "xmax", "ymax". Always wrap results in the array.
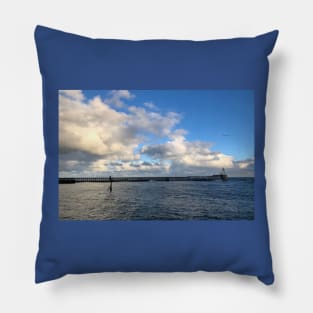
[
  {"xmin": 106, "ymin": 90, "xmax": 135, "ymax": 107},
  {"xmin": 59, "ymin": 95, "xmax": 136, "ymax": 158},
  {"xmin": 59, "ymin": 90, "xmax": 85, "ymax": 101},
  {"xmin": 141, "ymin": 129, "xmax": 234, "ymax": 175},
  {"xmin": 143, "ymin": 102, "xmax": 158, "ymax": 110},
  {"xmin": 234, "ymin": 158, "xmax": 254, "ymax": 169},
  {"xmin": 127, "ymin": 106, "xmax": 181, "ymax": 137},
  {"xmin": 59, "ymin": 90, "xmax": 254, "ymax": 177},
  {"xmin": 59, "ymin": 90, "xmax": 181, "ymax": 176}
]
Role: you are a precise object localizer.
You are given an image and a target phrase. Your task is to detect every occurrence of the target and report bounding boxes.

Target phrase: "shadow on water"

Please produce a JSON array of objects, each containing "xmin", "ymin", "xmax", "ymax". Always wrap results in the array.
[{"xmin": 104, "ymin": 189, "xmax": 114, "ymax": 199}]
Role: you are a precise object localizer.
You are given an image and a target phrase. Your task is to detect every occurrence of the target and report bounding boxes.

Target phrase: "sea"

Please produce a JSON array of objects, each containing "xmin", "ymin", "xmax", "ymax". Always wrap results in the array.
[{"xmin": 59, "ymin": 177, "xmax": 254, "ymax": 220}]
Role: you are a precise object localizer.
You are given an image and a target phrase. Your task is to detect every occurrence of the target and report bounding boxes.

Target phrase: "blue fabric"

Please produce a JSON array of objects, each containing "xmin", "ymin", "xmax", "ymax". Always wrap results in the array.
[{"xmin": 34, "ymin": 25, "xmax": 278, "ymax": 284}]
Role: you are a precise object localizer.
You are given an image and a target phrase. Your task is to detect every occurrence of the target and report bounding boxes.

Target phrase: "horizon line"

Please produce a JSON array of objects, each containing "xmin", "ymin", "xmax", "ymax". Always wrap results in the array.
[{"xmin": 59, "ymin": 175, "xmax": 254, "ymax": 178}]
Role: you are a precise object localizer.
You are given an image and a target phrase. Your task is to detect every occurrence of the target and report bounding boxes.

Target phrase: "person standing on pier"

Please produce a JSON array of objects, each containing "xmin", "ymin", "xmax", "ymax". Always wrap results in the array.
[{"xmin": 108, "ymin": 176, "xmax": 113, "ymax": 192}]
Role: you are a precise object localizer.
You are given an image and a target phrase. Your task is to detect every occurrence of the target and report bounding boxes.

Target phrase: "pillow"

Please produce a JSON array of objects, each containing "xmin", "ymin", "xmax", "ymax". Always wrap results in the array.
[{"xmin": 34, "ymin": 25, "xmax": 278, "ymax": 284}]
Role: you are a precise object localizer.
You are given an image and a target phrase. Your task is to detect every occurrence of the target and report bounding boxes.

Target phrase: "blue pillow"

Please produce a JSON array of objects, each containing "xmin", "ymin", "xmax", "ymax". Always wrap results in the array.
[{"xmin": 35, "ymin": 25, "xmax": 278, "ymax": 284}]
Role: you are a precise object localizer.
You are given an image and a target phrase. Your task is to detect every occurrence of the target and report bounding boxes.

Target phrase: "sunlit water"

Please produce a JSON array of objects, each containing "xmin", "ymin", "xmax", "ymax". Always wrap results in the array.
[{"xmin": 59, "ymin": 178, "xmax": 254, "ymax": 220}]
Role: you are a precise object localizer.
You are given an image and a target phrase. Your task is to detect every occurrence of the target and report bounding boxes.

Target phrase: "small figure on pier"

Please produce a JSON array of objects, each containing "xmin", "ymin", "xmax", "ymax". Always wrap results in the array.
[{"xmin": 108, "ymin": 175, "xmax": 113, "ymax": 192}]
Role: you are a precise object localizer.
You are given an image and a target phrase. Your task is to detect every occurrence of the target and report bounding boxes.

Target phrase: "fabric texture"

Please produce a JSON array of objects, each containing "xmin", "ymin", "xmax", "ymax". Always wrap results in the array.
[{"xmin": 34, "ymin": 25, "xmax": 278, "ymax": 284}]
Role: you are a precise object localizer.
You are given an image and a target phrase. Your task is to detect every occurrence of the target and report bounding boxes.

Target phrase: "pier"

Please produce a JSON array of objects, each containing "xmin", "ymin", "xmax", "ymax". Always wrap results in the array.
[{"xmin": 59, "ymin": 175, "xmax": 225, "ymax": 184}]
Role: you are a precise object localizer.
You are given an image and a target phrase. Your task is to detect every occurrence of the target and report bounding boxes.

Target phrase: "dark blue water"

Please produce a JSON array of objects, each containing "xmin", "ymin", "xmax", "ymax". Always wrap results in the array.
[{"xmin": 59, "ymin": 178, "xmax": 254, "ymax": 220}]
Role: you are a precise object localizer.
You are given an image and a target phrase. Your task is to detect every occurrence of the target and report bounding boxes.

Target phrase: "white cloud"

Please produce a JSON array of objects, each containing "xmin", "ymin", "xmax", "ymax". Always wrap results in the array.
[
  {"xmin": 106, "ymin": 90, "xmax": 135, "ymax": 107},
  {"xmin": 141, "ymin": 130, "xmax": 234, "ymax": 174},
  {"xmin": 59, "ymin": 90, "xmax": 254, "ymax": 177},
  {"xmin": 88, "ymin": 159, "xmax": 170, "ymax": 176},
  {"xmin": 59, "ymin": 90, "xmax": 85, "ymax": 101},
  {"xmin": 234, "ymin": 158, "xmax": 254, "ymax": 169},
  {"xmin": 127, "ymin": 106, "xmax": 181, "ymax": 137},
  {"xmin": 59, "ymin": 95, "xmax": 138, "ymax": 159},
  {"xmin": 59, "ymin": 92, "xmax": 180, "ymax": 175},
  {"xmin": 143, "ymin": 102, "xmax": 158, "ymax": 110}
]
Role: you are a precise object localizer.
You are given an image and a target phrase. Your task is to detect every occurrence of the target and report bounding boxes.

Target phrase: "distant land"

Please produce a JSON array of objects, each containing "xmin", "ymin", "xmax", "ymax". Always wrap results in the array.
[{"xmin": 58, "ymin": 174, "xmax": 237, "ymax": 184}]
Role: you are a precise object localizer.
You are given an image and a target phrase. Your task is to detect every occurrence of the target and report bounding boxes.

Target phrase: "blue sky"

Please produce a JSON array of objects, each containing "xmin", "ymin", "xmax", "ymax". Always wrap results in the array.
[
  {"xmin": 82, "ymin": 89, "xmax": 254, "ymax": 161},
  {"xmin": 59, "ymin": 89, "xmax": 254, "ymax": 177}
]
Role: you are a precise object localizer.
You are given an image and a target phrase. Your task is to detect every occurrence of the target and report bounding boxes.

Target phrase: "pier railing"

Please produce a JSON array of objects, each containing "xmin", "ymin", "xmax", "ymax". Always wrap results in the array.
[{"xmin": 59, "ymin": 175, "xmax": 223, "ymax": 184}]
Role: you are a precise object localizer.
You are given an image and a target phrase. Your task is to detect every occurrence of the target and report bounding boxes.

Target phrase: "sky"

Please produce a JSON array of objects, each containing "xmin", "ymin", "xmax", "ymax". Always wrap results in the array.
[{"xmin": 59, "ymin": 89, "xmax": 254, "ymax": 177}]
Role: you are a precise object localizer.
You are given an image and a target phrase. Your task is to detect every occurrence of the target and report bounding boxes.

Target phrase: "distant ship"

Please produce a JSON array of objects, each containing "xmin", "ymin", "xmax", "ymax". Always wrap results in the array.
[{"xmin": 219, "ymin": 168, "xmax": 228, "ymax": 181}]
